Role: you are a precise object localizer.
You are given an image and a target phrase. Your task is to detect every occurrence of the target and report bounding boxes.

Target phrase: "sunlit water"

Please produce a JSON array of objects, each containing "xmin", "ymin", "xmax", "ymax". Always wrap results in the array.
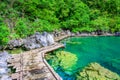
[{"xmin": 47, "ymin": 36, "xmax": 120, "ymax": 80}]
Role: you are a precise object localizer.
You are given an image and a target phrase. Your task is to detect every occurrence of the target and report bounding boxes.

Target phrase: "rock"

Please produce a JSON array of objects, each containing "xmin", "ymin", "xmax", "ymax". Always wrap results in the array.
[
  {"xmin": 6, "ymin": 32, "xmax": 55, "ymax": 50},
  {"xmin": 75, "ymin": 32, "xmax": 80, "ymax": 35},
  {"xmin": 0, "ymin": 68, "xmax": 8, "ymax": 75},
  {"xmin": 23, "ymin": 38, "xmax": 41, "ymax": 50},
  {"xmin": 46, "ymin": 34, "xmax": 54, "ymax": 46},
  {"xmin": 115, "ymin": 32, "xmax": 120, "ymax": 36},
  {"xmin": 80, "ymin": 33, "xmax": 90, "ymax": 36},
  {"xmin": 42, "ymin": 32, "xmax": 48, "ymax": 36},
  {"xmin": 91, "ymin": 32, "xmax": 96, "ymax": 35},
  {"xmin": 35, "ymin": 32, "xmax": 41, "ymax": 35},
  {"xmin": 0, "ymin": 51, "xmax": 12, "ymax": 80},
  {"xmin": 0, "ymin": 51, "xmax": 11, "ymax": 62},
  {"xmin": 76, "ymin": 62, "xmax": 120, "ymax": 80},
  {"xmin": 0, "ymin": 61, "xmax": 7, "ymax": 68},
  {"xmin": 23, "ymin": 32, "xmax": 55, "ymax": 50},
  {"xmin": 39, "ymin": 35, "xmax": 48, "ymax": 47},
  {"xmin": 71, "ymin": 33, "xmax": 75, "ymax": 36},
  {"xmin": 60, "ymin": 30, "xmax": 66, "ymax": 36},
  {"xmin": 34, "ymin": 32, "xmax": 48, "ymax": 47},
  {"xmin": 0, "ymin": 75, "xmax": 12, "ymax": 80},
  {"xmin": 7, "ymin": 39, "xmax": 23, "ymax": 49},
  {"xmin": 66, "ymin": 30, "xmax": 71, "ymax": 36},
  {"xmin": 105, "ymin": 32, "xmax": 113, "ymax": 36}
]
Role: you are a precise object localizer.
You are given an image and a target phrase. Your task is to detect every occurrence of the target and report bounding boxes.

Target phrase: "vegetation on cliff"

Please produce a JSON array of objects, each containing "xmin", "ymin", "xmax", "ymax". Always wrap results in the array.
[{"xmin": 0, "ymin": 0, "xmax": 120, "ymax": 45}]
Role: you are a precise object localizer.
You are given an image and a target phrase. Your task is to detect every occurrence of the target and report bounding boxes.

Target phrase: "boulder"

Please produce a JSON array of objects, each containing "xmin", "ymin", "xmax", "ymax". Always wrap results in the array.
[
  {"xmin": 23, "ymin": 32, "xmax": 55, "ymax": 50},
  {"xmin": 23, "ymin": 38, "xmax": 41, "ymax": 50},
  {"xmin": 7, "ymin": 39, "xmax": 23, "ymax": 49},
  {"xmin": 46, "ymin": 34, "xmax": 55, "ymax": 45},
  {"xmin": 6, "ymin": 32, "xmax": 55, "ymax": 50},
  {"xmin": 37, "ymin": 35, "xmax": 48, "ymax": 47},
  {"xmin": 66, "ymin": 30, "xmax": 71, "ymax": 36}
]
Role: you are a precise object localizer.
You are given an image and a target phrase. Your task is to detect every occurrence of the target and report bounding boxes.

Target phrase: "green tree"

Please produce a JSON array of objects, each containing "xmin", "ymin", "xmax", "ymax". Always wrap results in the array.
[
  {"xmin": 57, "ymin": 0, "xmax": 90, "ymax": 31},
  {"xmin": 0, "ymin": 17, "xmax": 10, "ymax": 45},
  {"xmin": 91, "ymin": 16, "xmax": 110, "ymax": 32},
  {"xmin": 14, "ymin": 18, "xmax": 28, "ymax": 38}
]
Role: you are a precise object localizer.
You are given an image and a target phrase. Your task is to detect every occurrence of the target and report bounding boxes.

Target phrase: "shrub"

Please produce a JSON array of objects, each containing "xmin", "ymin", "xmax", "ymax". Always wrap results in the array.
[
  {"xmin": 14, "ymin": 18, "xmax": 28, "ymax": 38},
  {"xmin": 0, "ymin": 18, "xmax": 10, "ymax": 45}
]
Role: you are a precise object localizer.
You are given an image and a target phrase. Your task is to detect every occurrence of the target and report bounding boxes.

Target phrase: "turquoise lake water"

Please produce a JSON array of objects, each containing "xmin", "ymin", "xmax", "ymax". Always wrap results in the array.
[{"xmin": 47, "ymin": 36, "xmax": 120, "ymax": 80}]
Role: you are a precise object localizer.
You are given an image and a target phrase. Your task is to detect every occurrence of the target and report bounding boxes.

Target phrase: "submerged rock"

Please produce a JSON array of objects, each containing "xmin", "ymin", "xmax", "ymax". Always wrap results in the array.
[
  {"xmin": 47, "ymin": 51, "xmax": 78, "ymax": 75},
  {"xmin": 76, "ymin": 62, "xmax": 120, "ymax": 80}
]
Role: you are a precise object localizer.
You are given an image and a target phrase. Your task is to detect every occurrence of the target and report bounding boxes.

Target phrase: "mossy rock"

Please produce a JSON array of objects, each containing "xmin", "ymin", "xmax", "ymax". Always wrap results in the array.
[{"xmin": 49, "ymin": 51, "xmax": 78, "ymax": 74}]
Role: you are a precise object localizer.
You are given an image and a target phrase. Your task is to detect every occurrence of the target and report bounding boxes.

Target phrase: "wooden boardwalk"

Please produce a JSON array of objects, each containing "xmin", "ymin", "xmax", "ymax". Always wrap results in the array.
[
  {"xmin": 8, "ymin": 43, "xmax": 64, "ymax": 80},
  {"xmin": 55, "ymin": 35, "xmax": 70, "ymax": 41}
]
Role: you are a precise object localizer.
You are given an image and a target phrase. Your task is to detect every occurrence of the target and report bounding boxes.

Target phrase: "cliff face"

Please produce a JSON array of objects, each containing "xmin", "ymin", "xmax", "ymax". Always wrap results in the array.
[
  {"xmin": 76, "ymin": 62, "xmax": 120, "ymax": 80},
  {"xmin": 6, "ymin": 32, "xmax": 55, "ymax": 50}
]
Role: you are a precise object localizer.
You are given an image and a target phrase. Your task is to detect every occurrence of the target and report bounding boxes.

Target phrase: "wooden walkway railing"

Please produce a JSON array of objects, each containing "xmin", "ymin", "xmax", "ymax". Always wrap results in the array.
[{"xmin": 8, "ymin": 43, "xmax": 64, "ymax": 80}]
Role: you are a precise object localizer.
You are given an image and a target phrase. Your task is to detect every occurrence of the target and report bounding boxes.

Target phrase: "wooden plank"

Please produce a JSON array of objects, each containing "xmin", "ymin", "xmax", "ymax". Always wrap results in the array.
[{"xmin": 9, "ymin": 43, "xmax": 64, "ymax": 80}]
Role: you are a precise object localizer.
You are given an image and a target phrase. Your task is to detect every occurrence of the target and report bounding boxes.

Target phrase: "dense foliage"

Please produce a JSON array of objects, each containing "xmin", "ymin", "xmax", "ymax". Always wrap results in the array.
[
  {"xmin": 0, "ymin": 17, "xmax": 10, "ymax": 45},
  {"xmin": 0, "ymin": 0, "xmax": 120, "ymax": 45}
]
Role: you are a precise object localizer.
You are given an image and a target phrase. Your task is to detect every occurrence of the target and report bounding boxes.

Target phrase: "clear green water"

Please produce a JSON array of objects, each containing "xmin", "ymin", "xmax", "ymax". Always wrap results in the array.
[{"xmin": 48, "ymin": 36, "xmax": 120, "ymax": 80}]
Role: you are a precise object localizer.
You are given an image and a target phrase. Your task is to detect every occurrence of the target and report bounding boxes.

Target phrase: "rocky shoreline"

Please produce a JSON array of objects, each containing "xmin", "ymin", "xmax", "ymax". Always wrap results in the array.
[
  {"xmin": 0, "ymin": 30, "xmax": 119, "ymax": 51},
  {"xmin": 0, "ymin": 30, "xmax": 120, "ymax": 80},
  {"xmin": 0, "ymin": 32, "xmax": 55, "ymax": 50}
]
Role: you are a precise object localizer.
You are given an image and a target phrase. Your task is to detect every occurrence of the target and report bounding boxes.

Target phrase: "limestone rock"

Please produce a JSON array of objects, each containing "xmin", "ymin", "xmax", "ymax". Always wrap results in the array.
[
  {"xmin": 5, "ymin": 32, "xmax": 55, "ymax": 50},
  {"xmin": 0, "ymin": 68, "xmax": 8, "ymax": 75},
  {"xmin": 23, "ymin": 38, "xmax": 41, "ymax": 50},
  {"xmin": 76, "ymin": 62, "xmax": 120, "ymax": 80},
  {"xmin": 66, "ymin": 30, "xmax": 71, "ymax": 36},
  {"xmin": 7, "ymin": 39, "xmax": 23, "ymax": 49},
  {"xmin": 23, "ymin": 32, "xmax": 55, "ymax": 50},
  {"xmin": 39, "ymin": 34, "xmax": 48, "ymax": 47},
  {"xmin": 0, "ymin": 51, "xmax": 11, "ymax": 62},
  {"xmin": 0, "ymin": 75, "xmax": 12, "ymax": 80},
  {"xmin": 46, "ymin": 34, "xmax": 54, "ymax": 46},
  {"xmin": 0, "ymin": 51, "xmax": 12, "ymax": 80}
]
